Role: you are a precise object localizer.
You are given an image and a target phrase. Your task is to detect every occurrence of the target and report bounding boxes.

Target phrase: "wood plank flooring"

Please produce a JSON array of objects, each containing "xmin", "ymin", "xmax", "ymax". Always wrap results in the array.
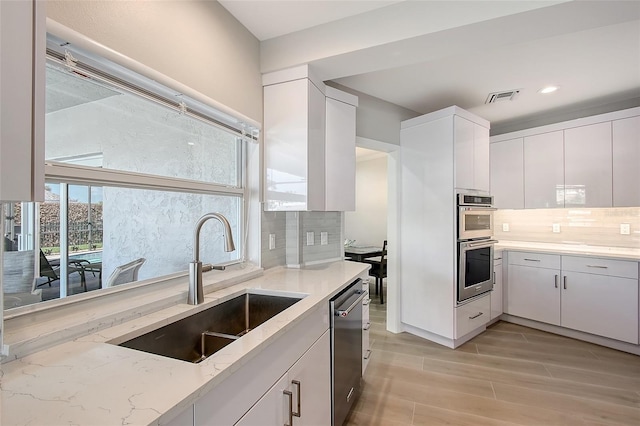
[{"xmin": 347, "ymin": 295, "xmax": 640, "ymax": 425}]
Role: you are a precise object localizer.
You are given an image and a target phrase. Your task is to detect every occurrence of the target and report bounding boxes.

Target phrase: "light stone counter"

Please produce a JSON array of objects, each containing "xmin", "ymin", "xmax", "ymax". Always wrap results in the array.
[
  {"xmin": 496, "ymin": 240, "xmax": 640, "ymax": 261},
  {"xmin": 1, "ymin": 261, "xmax": 368, "ymax": 426}
]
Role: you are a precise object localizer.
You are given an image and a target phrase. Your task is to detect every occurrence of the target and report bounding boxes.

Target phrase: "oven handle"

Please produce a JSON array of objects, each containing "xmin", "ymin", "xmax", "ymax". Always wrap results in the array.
[{"xmin": 464, "ymin": 239, "xmax": 499, "ymax": 248}]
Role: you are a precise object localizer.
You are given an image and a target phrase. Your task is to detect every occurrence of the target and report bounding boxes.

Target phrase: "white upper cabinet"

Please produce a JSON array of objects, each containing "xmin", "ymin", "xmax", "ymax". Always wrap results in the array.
[
  {"xmin": 490, "ymin": 138, "xmax": 524, "ymax": 209},
  {"xmin": 524, "ymin": 131, "xmax": 564, "ymax": 209},
  {"xmin": 474, "ymin": 122, "xmax": 490, "ymax": 193},
  {"xmin": 492, "ymin": 107, "xmax": 639, "ymax": 209},
  {"xmin": 455, "ymin": 115, "xmax": 490, "ymax": 193},
  {"xmin": 612, "ymin": 116, "xmax": 640, "ymax": 207},
  {"xmin": 325, "ymin": 87, "xmax": 356, "ymax": 211},
  {"xmin": 263, "ymin": 66, "xmax": 357, "ymax": 211},
  {"xmin": 564, "ymin": 122, "xmax": 612, "ymax": 208},
  {"xmin": 0, "ymin": 0, "xmax": 45, "ymax": 202}
]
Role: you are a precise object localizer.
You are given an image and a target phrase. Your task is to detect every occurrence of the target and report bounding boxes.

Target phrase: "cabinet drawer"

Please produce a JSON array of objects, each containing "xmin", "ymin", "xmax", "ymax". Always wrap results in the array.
[
  {"xmin": 455, "ymin": 294, "xmax": 490, "ymax": 338},
  {"xmin": 562, "ymin": 256, "xmax": 638, "ymax": 279},
  {"xmin": 508, "ymin": 251, "xmax": 561, "ymax": 269}
]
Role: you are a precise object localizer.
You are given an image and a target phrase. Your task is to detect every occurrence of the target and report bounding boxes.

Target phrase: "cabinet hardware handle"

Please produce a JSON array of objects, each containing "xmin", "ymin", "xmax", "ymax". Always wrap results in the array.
[
  {"xmin": 469, "ymin": 312, "xmax": 483, "ymax": 320},
  {"xmin": 493, "ymin": 272, "xmax": 496, "ymax": 285},
  {"xmin": 586, "ymin": 265, "xmax": 608, "ymax": 269},
  {"xmin": 283, "ymin": 390, "xmax": 293, "ymax": 426},
  {"xmin": 554, "ymin": 274, "xmax": 558, "ymax": 288},
  {"xmin": 523, "ymin": 258, "xmax": 541, "ymax": 262},
  {"xmin": 363, "ymin": 322, "xmax": 371, "ymax": 331},
  {"xmin": 495, "ymin": 257, "xmax": 502, "ymax": 260},
  {"xmin": 291, "ymin": 380, "xmax": 301, "ymax": 418},
  {"xmin": 563, "ymin": 276, "xmax": 567, "ymax": 290},
  {"xmin": 364, "ymin": 349, "xmax": 372, "ymax": 360}
]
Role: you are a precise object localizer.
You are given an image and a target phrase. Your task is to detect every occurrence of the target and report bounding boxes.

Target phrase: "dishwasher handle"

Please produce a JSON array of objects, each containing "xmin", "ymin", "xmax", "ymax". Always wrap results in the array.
[{"xmin": 335, "ymin": 290, "xmax": 366, "ymax": 317}]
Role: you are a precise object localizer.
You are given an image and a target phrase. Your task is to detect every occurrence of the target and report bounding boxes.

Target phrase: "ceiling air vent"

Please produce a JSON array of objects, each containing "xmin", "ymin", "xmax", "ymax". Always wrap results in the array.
[{"xmin": 485, "ymin": 89, "xmax": 520, "ymax": 104}]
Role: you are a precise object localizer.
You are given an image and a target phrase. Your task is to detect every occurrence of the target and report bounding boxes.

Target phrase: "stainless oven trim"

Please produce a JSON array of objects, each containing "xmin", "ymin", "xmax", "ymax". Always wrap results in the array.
[{"xmin": 457, "ymin": 239, "xmax": 497, "ymax": 303}]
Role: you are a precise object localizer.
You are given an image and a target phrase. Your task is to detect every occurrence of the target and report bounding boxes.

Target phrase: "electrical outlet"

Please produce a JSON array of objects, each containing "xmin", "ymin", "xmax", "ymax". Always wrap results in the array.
[
  {"xmin": 269, "ymin": 233, "xmax": 276, "ymax": 250},
  {"xmin": 552, "ymin": 223, "xmax": 561, "ymax": 233},
  {"xmin": 320, "ymin": 231, "xmax": 328, "ymax": 245},
  {"xmin": 306, "ymin": 231, "xmax": 314, "ymax": 246},
  {"xmin": 620, "ymin": 223, "xmax": 631, "ymax": 235},
  {"xmin": 502, "ymin": 223, "xmax": 510, "ymax": 232}
]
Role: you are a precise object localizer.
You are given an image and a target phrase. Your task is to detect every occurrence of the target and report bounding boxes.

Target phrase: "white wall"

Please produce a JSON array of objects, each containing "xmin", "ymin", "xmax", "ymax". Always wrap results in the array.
[
  {"xmin": 47, "ymin": 0, "xmax": 262, "ymax": 124},
  {"xmin": 344, "ymin": 154, "xmax": 388, "ymax": 247}
]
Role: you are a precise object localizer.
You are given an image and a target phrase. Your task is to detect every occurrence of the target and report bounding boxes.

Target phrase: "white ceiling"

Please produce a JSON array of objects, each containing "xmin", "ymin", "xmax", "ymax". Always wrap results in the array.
[{"xmin": 220, "ymin": 1, "xmax": 640, "ymax": 133}]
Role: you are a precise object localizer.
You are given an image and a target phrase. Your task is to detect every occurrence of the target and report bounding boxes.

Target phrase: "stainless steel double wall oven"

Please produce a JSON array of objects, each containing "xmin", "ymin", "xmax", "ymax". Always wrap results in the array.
[{"xmin": 457, "ymin": 194, "xmax": 497, "ymax": 303}]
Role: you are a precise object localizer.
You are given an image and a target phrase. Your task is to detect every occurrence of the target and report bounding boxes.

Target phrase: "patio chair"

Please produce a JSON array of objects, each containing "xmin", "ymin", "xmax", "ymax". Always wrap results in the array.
[
  {"xmin": 38, "ymin": 250, "xmax": 87, "ymax": 291},
  {"xmin": 105, "ymin": 258, "xmax": 146, "ymax": 287}
]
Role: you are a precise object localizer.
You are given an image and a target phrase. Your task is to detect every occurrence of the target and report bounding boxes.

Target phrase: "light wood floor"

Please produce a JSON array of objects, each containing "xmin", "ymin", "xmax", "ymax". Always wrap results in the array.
[{"xmin": 347, "ymin": 293, "xmax": 640, "ymax": 425}]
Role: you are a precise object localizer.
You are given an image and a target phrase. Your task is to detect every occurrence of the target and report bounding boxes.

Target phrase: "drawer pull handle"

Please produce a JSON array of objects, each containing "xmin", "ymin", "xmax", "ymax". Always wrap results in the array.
[
  {"xmin": 523, "ymin": 258, "xmax": 541, "ymax": 262},
  {"xmin": 363, "ymin": 322, "xmax": 371, "ymax": 331},
  {"xmin": 554, "ymin": 274, "xmax": 558, "ymax": 288},
  {"xmin": 495, "ymin": 257, "xmax": 502, "ymax": 260},
  {"xmin": 469, "ymin": 312, "xmax": 484, "ymax": 320},
  {"xmin": 563, "ymin": 276, "xmax": 567, "ymax": 290},
  {"xmin": 364, "ymin": 349, "xmax": 372, "ymax": 360},
  {"xmin": 283, "ymin": 390, "xmax": 293, "ymax": 426},
  {"xmin": 587, "ymin": 265, "xmax": 608, "ymax": 269},
  {"xmin": 291, "ymin": 380, "xmax": 301, "ymax": 418}
]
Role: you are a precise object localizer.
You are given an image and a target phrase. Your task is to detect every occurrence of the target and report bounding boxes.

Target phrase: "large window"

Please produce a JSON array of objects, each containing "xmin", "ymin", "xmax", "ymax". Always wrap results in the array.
[{"xmin": 2, "ymin": 34, "xmax": 256, "ymax": 309}]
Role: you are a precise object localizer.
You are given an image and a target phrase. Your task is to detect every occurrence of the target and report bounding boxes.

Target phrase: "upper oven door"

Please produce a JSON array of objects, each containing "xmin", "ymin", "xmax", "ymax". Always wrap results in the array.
[{"xmin": 458, "ymin": 207, "xmax": 495, "ymax": 240}]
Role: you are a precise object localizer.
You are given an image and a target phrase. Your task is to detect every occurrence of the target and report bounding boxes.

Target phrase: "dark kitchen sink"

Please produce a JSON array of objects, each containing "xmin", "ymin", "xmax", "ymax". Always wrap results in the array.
[{"xmin": 118, "ymin": 292, "xmax": 302, "ymax": 363}]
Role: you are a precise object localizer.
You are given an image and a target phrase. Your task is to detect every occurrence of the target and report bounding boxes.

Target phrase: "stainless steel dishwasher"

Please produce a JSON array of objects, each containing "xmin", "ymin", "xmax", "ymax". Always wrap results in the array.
[{"xmin": 330, "ymin": 278, "xmax": 366, "ymax": 426}]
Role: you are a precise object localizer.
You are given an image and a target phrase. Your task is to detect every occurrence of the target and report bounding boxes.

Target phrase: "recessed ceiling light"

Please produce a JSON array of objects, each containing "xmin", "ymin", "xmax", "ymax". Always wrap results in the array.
[
  {"xmin": 187, "ymin": 142, "xmax": 195, "ymax": 146},
  {"xmin": 538, "ymin": 86, "xmax": 559, "ymax": 94}
]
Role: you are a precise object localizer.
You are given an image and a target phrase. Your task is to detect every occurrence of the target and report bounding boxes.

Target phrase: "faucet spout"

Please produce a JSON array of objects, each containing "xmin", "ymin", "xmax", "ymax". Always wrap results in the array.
[{"xmin": 188, "ymin": 212, "xmax": 236, "ymax": 305}]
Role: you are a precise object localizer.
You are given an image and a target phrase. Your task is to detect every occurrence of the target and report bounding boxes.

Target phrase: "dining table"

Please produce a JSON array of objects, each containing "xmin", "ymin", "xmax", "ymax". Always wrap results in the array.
[{"xmin": 344, "ymin": 246, "xmax": 383, "ymax": 263}]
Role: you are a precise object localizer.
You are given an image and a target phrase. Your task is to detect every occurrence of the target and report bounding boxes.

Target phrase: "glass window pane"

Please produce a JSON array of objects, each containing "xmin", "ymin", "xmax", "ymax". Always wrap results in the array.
[{"xmin": 45, "ymin": 64, "xmax": 240, "ymax": 186}]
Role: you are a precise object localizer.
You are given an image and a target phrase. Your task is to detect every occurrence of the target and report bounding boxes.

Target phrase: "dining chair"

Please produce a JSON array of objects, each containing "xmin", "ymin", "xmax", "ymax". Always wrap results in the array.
[{"xmin": 363, "ymin": 240, "xmax": 387, "ymax": 304}]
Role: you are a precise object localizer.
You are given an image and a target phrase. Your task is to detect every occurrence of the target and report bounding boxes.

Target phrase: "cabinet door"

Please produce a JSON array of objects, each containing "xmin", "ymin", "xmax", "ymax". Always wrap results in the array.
[
  {"xmin": 287, "ymin": 330, "xmax": 331, "ymax": 425},
  {"xmin": 564, "ymin": 122, "xmax": 613, "ymax": 207},
  {"xmin": 561, "ymin": 272, "xmax": 639, "ymax": 344},
  {"xmin": 325, "ymin": 97, "xmax": 356, "ymax": 211},
  {"xmin": 612, "ymin": 116, "xmax": 640, "ymax": 207},
  {"xmin": 474, "ymin": 123, "xmax": 490, "ymax": 193},
  {"xmin": 524, "ymin": 131, "xmax": 564, "ymax": 208},
  {"xmin": 491, "ymin": 260, "xmax": 503, "ymax": 320},
  {"xmin": 507, "ymin": 264, "xmax": 560, "ymax": 325},
  {"xmin": 490, "ymin": 138, "xmax": 524, "ymax": 209},
  {"xmin": 235, "ymin": 373, "xmax": 289, "ymax": 426},
  {"xmin": 454, "ymin": 116, "xmax": 475, "ymax": 191},
  {"xmin": 0, "ymin": 0, "xmax": 45, "ymax": 202},
  {"xmin": 263, "ymin": 79, "xmax": 325, "ymax": 211}
]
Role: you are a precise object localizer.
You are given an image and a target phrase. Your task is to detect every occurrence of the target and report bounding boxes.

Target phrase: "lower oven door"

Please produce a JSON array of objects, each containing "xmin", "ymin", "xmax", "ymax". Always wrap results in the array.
[{"xmin": 458, "ymin": 239, "xmax": 497, "ymax": 303}]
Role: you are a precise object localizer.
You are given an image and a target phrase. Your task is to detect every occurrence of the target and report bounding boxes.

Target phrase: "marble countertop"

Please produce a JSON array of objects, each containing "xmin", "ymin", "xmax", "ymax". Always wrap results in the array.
[
  {"xmin": 495, "ymin": 241, "xmax": 640, "ymax": 261},
  {"xmin": 1, "ymin": 261, "xmax": 368, "ymax": 426}
]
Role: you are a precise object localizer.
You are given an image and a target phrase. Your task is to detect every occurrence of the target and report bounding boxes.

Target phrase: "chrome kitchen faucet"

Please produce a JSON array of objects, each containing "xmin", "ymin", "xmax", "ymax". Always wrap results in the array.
[{"xmin": 188, "ymin": 212, "xmax": 236, "ymax": 305}]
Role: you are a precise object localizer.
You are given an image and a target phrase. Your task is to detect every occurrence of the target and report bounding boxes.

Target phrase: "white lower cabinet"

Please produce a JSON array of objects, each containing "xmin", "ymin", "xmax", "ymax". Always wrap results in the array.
[
  {"xmin": 237, "ymin": 330, "xmax": 331, "ymax": 426},
  {"xmin": 362, "ymin": 280, "xmax": 371, "ymax": 374},
  {"xmin": 507, "ymin": 251, "xmax": 639, "ymax": 344},
  {"xmin": 490, "ymin": 255, "xmax": 503, "ymax": 320},
  {"xmin": 507, "ymin": 263, "xmax": 561, "ymax": 326},
  {"xmin": 455, "ymin": 294, "xmax": 490, "ymax": 339}
]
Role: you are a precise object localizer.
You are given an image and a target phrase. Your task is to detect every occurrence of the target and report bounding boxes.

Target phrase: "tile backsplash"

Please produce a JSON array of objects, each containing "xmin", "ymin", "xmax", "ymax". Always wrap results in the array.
[{"xmin": 494, "ymin": 207, "xmax": 640, "ymax": 248}]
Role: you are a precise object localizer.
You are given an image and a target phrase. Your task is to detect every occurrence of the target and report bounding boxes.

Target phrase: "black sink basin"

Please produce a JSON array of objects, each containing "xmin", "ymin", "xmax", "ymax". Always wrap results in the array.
[{"xmin": 118, "ymin": 292, "xmax": 302, "ymax": 363}]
